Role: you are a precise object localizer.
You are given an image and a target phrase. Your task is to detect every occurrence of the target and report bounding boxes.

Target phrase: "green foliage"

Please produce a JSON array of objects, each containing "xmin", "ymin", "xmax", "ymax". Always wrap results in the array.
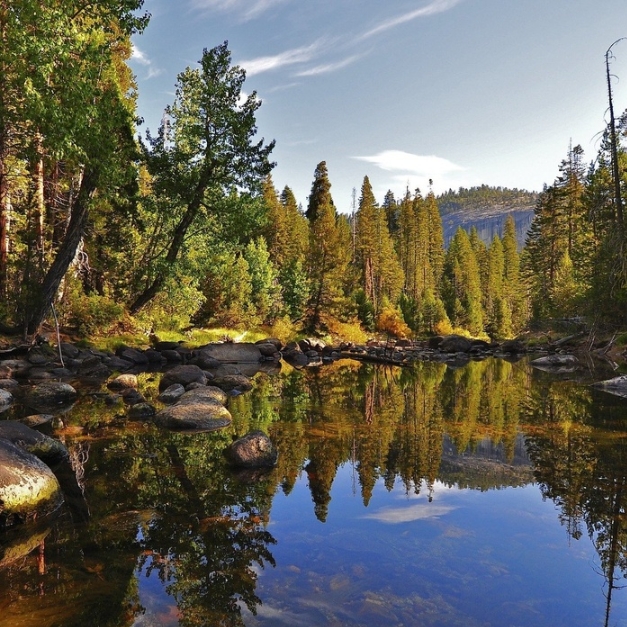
[{"xmin": 355, "ymin": 289, "xmax": 375, "ymax": 331}]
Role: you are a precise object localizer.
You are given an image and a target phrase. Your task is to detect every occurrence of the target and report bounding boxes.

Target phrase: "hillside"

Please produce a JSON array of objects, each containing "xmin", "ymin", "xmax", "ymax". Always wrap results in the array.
[{"xmin": 437, "ymin": 185, "xmax": 538, "ymax": 247}]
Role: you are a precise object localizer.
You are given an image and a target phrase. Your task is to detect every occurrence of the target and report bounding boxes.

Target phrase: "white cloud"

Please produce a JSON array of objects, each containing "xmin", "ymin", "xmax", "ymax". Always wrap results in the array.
[
  {"xmin": 190, "ymin": 0, "xmax": 289, "ymax": 20},
  {"xmin": 360, "ymin": 0, "xmax": 465, "ymax": 40},
  {"xmin": 295, "ymin": 54, "xmax": 361, "ymax": 77},
  {"xmin": 130, "ymin": 45, "xmax": 163, "ymax": 80},
  {"xmin": 240, "ymin": 41, "xmax": 323, "ymax": 76},
  {"xmin": 131, "ymin": 45, "xmax": 151, "ymax": 65},
  {"xmin": 355, "ymin": 150, "xmax": 464, "ymax": 177},
  {"xmin": 363, "ymin": 503, "xmax": 456, "ymax": 524}
]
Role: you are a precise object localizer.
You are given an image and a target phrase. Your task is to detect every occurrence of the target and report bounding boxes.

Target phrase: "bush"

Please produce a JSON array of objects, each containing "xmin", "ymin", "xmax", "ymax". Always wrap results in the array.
[{"xmin": 376, "ymin": 306, "xmax": 411, "ymax": 339}]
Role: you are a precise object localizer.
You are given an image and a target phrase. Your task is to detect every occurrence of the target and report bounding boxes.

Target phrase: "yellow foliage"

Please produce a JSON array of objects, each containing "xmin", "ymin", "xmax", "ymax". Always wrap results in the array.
[{"xmin": 376, "ymin": 307, "xmax": 411, "ymax": 339}]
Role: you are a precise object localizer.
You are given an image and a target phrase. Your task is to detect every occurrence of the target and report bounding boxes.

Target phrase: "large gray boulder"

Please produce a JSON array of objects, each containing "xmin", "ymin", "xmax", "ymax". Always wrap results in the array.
[
  {"xmin": 153, "ymin": 402, "xmax": 232, "ymax": 432},
  {"xmin": 224, "ymin": 431, "xmax": 278, "ymax": 469},
  {"xmin": 592, "ymin": 375, "xmax": 627, "ymax": 399}
]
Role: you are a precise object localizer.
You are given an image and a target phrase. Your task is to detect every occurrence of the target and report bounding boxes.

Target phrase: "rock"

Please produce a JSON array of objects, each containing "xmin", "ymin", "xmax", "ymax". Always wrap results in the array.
[
  {"xmin": 115, "ymin": 346, "xmax": 149, "ymax": 365},
  {"xmin": 127, "ymin": 403, "xmax": 156, "ymax": 420},
  {"xmin": 158, "ymin": 383, "xmax": 186, "ymax": 404},
  {"xmin": 153, "ymin": 403, "xmax": 232, "ymax": 432},
  {"xmin": 224, "ymin": 431, "xmax": 278, "ymax": 469},
  {"xmin": 530, "ymin": 354, "xmax": 578, "ymax": 370},
  {"xmin": 106, "ymin": 374, "xmax": 138, "ymax": 391},
  {"xmin": 60, "ymin": 342, "xmax": 80, "ymax": 359},
  {"xmin": 256, "ymin": 342, "xmax": 281, "ymax": 358},
  {"xmin": 0, "ymin": 439, "xmax": 63, "ymax": 527},
  {"xmin": 194, "ymin": 342, "xmax": 263, "ymax": 363},
  {"xmin": 0, "ymin": 359, "xmax": 31, "ymax": 379},
  {"xmin": 120, "ymin": 388, "xmax": 145, "ymax": 406},
  {"xmin": 427, "ymin": 336, "xmax": 444, "ymax": 350},
  {"xmin": 500, "ymin": 339, "xmax": 526, "ymax": 353},
  {"xmin": 189, "ymin": 350, "xmax": 222, "ymax": 369},
  {"xmin": 102, "ymin": 355, "xmax": 135, "ymax": 371},
  {"xmin": 0, "ymin": 378, "xmax": 18, "ymax": 391},
  {"xmin": 0, "ymin": 421, "xmax": 69, "ymax": 465},
  {"xmin": 24, "ymin": 382, "xmax": 77, "ymax": 410},
  {"xmin": 153, "ymin": 340, "xmax": 183, "ymax": 351},
  {"xmin": 177, "ymin": 386, "xmax": 228, "ymax": 406},
  {"xmin": 281, "ymin": 345, "xmax": 308, "ymax": 368},
  {"xmin": 20, "ymin": 414, "xmax": 54, "ymax": 429},
  {"xmin": 159, "ymin": 365, "xmax": 207, "ymax": 391},
  {"xmin": 440, "ymin": 335, "xmax": 473, "ymax": 353},
  {"xmin": 212, "ymin": 374, "xmax": 253, "ymax": 394},
  {"xmin": 27, "ymin": 348, "xmax": 53, "ymax": 365},
  {"xmin": 255, "ymin": 337, "xmax": 282, "ymax": 350},
  {"xmin": 0, "ymin": 389, "xmax": 13, "ymax": 408},
  {"xmin": 161, "ymin": 349, "xmax": 183, "ymax": 363},
  {"xmin": 298, "ymin": 337, "xmax": 326, "ymax": 352},
  {"xmin": 591, "ymin": 375, "xmax": 627, "ymax": 399},
  {"xmin": 144, "ymin": 348, "xmax": 165, "ymax": 364}
]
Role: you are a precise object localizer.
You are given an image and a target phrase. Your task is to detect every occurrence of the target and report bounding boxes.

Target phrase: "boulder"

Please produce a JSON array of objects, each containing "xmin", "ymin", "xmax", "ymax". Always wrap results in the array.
[
  {"xmin": 20, "ymin": 414, "xmax": 54, "ymax": 429},
  {"xmin": 224, "ymin": 431, "xmax": 278, "ymax": 469},
  {"xmin": 282, "ymin": 345, "xmax": 308, "ymax": 368},
  {"xmin": 120, "ymin": 388, "xmax": 145, "ymax": 406},
  {"xmin": 24, "ymin": 382, "xmax": 77, "ymax": 410},
  {"xmin": 0, "ymin": 439, "xmax": 63, "ymax": 527},
  {"xmin": 115, "ymin": 346, "xmax": 149, "ymax": 365},
  {"xmin": 177, "ymin": 386, "xmax": 228, "ymax": 406},
  {"xmin": 591, "ymin": 375, "xmax": 627, "ymax": 399},
  {"xmin": 127, "ymin": 403, "xmax": 156, "ymax": 420},
  {"xmin": 189, "ymin": 350, "xmax": 222, "ymax": 370},
  {"xmin": 500, "ymin": 339, "xmax": 526, "ymax": 353},
  {"xmin": 439, "ymin": 335, "xmax": 473, "ymax": 353},
  {"xmin": 255, "ymin": 338, "xmax": 282, "ymax": 350},
  {"xmin": 0, "ymin": 388, "xmax": 13, "ymax": 408},
  {"xmin": 106, "ymin": 374, "xmax": 138, "ymax": 391},
  {"xmin": 212, "ymin": 374, "xmax": 253, "ymax": 394},
  {"xmin": 530, "ymin": 354, "xmax": 578, "ymax": 371},
  {"xmin": 0, "ymin": 421, "xmax": 69, "ymax": 465},
  {"xmin": 256, "ymin": 342, "xmax": 281, "ymax": 358},
  {"xmin": 161, "ymin": 349, "xmax": 183, "ymax": 363},
  {"xmin": 158, "ymin": 383, "xmax": 186, "ymax": 404},
  {"xmin": 0, "ymin": 359, "xmax": 31, "ymax": 379},
  {"xmin": 153, "ymin": 402, "xmax": 232, "ymax": 432},
  {"xmin": 159, "ymin": 365, "xmax": 207, "ymax": 391},
  {"xmin": 195, "ymin": 342, "xmax": 262, "ymax": 363}
]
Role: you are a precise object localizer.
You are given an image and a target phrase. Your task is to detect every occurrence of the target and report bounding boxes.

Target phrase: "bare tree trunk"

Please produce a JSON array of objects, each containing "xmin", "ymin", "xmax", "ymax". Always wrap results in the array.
[
  {"xmin": 25, "ymin": 166, "xmax": 98, "ymax": 335},
  {"xmin": 0, "ymin": 150, "xmax": 9, "ymax": 299}
]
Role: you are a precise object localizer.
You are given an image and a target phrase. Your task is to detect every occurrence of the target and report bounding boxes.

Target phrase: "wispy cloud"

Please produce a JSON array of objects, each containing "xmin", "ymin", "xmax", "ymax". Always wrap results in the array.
[
  {"xmin": 190, "ymin": 0, "xmax": 289, "ymax": 20},
  {"xmin": 131, "ymin": 45, "xmax": 151, "ymax": 66},
  {"xmin": 355, "ymin": 150, "xmax": 464, "ymax": 178},
  {"xmin": 295, "ymin": 54, "xmax": 362, "ymax": 77},
  {"xmin": 130, "ymin": 45, "xmax": 164, "ymax": 80},
  {"xmin": 363, "ymin": 503, "xmax": 456, "ymax": 524},
  {"xmin": 360, "ymin": 0, "xmax": 464, "ymax": 40},
  {"xmin": 240, "ymin": 41, "xmax": 323, "ymax": 77}
]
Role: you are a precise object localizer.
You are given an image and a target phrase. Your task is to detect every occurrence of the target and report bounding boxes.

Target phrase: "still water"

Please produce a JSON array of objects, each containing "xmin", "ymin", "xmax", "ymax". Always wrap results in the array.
[{"xmin": 1, "ymin": 357, "xmax": 627, "ymax": 627}]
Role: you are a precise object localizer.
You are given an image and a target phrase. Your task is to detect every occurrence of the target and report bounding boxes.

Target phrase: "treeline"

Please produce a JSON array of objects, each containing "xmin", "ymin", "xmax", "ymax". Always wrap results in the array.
[
  {"xmin": 1, "ymin": 4, "xmax": 626, "ymax": 340},
  {"xmin": 437, "ymin": 185, "xmax": 538, "ymax": 215}
]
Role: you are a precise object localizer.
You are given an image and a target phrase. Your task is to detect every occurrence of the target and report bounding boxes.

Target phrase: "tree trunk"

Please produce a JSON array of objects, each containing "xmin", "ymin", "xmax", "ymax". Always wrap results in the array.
[
  {"xmin": 25, "ymin": 166, "xmax": 98, "ymax": 335},
  {"xmin": 0, "ymin": 149, "xmax": 9, "ymax": 299}
]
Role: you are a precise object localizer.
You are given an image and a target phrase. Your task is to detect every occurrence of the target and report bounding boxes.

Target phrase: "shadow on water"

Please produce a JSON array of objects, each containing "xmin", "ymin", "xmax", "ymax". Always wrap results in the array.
[{"xmin": 0, "ymin": 357, "xmax": 626, "ymax": 626}]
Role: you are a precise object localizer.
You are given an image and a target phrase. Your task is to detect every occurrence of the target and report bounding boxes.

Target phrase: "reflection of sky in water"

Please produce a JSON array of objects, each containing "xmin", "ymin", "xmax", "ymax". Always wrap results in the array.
[{"xmin": 131, "ymin": 462, "xmax": 627, "ymax": 627}]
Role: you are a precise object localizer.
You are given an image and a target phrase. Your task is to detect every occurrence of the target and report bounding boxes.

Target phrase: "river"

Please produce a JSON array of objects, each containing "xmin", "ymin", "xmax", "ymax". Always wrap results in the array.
[{"xmin": 1, "ymin": 357, "xmax": 626, "ymax": 627}]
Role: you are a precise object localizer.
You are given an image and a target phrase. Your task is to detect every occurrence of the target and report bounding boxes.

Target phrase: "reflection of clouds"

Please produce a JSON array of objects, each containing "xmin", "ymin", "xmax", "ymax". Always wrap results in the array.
[
  {"xmin": 363, "ymin": 504, "xmax": 456, "ymax": 523},
  {"xmin": 247, "ymin": 602, "xmax": 312, "ymax": 626}
]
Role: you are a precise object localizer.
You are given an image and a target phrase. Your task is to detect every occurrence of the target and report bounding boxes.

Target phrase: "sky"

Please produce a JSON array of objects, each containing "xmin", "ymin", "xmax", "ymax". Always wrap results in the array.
[{"xmin": 129, "ymin": 0, "xmax": 627, "ymax": 214}]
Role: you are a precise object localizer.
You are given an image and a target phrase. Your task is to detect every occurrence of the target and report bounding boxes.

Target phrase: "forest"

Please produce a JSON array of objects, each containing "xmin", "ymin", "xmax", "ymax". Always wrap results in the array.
[{"xmin": 2, "ymin": 2, "xmax": 627, "ymax": 345}]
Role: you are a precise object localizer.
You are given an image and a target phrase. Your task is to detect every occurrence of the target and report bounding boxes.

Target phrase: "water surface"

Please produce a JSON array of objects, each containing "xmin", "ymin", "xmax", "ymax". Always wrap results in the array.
[{"xmin": 1, "ymin": 358, "xmax": 627, "ymax": 627}]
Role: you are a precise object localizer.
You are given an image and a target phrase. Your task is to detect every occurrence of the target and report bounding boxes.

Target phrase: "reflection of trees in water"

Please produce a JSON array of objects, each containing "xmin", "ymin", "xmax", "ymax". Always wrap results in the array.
[
  {"xmin": 269, "ymin": 359, "xmax": 531, "ymax": 518},
  {"xmin": 524, "ymin": 379, "xmax": 627, "ymax": 627}
]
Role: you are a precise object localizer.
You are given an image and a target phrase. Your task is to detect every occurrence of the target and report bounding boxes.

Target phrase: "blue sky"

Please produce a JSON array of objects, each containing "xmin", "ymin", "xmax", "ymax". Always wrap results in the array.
[{"xmin": 130, "ymin": 0, "xmax": 627, "ymax": 213}]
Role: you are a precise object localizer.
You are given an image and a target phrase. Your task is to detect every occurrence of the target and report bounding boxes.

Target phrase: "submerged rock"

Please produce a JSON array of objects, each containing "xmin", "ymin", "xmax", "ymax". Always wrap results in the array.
[
  {"xmin": 177, "ymin": 386, "xmax": 228, "ymax": 406},
  {"xmin": 212, "ymin": 374, "xmax": 253, "ymax": 394},
  {"xmin": 224, "ymin": 431, "xmax": 278, "ymax": 469},
  {"xmin": 530, "ymin": 354, "xmax": 578, "ymax": 372}
]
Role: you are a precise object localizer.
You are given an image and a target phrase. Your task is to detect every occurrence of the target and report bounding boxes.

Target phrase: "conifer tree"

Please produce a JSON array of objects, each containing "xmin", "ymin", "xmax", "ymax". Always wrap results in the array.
[{"xmin": 305, "ymin": 161, "xmax": 349, "ymax": 329}]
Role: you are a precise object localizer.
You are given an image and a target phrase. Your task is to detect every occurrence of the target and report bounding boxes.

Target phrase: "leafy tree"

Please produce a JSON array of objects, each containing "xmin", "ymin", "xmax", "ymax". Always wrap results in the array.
[{"xmin": 129, "ymin": 42, "xmax": 275, "ymax": 313}]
